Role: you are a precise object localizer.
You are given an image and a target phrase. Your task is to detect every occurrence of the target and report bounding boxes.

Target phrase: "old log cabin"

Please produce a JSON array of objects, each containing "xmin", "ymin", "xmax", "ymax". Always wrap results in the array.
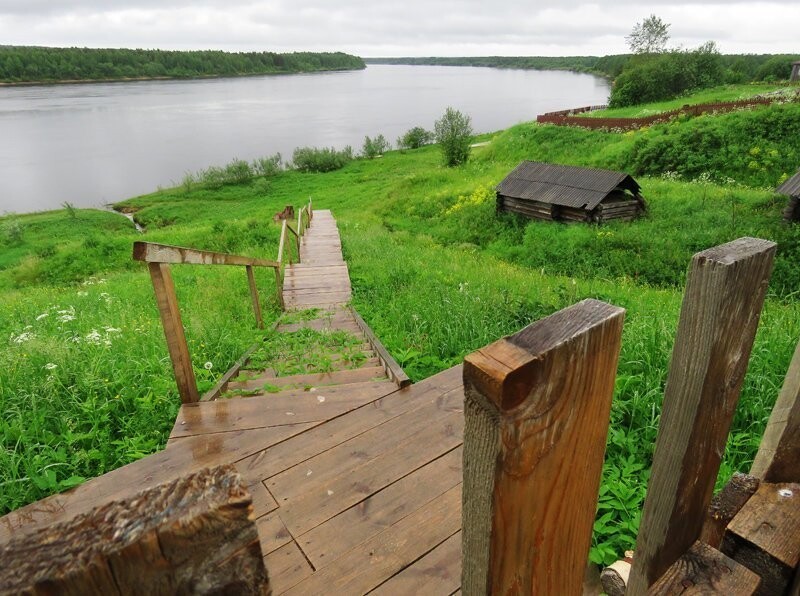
[
  {"xmin": 777, "ymin": 169, "xmax": 800, "ymax": 222},
  {"xmin": 496, "ymin": 161, "xmax": 646, "ymax": 223}
]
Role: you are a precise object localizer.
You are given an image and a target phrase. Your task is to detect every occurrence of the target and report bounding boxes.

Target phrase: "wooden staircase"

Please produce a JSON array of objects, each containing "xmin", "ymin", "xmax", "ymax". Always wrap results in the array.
[{"xmin": 219, "ymin": 209, "xmax": 407, "ymax": 401}]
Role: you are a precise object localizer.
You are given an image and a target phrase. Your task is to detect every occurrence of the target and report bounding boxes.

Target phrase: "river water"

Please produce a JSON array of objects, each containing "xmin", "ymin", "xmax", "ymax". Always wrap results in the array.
[{"xmin": 0, "ymin": 65, "xmax": 609, "ymax": 214}]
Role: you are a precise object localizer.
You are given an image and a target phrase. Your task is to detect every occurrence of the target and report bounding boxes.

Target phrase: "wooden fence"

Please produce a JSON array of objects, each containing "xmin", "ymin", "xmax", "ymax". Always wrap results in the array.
[
  {"xmin": 461, "ymin": 236, "xmax": 800, "ymax": 594},
  {"xmin": 132, "ymin": 199, "xmax": 312, "ymax": 404},
  {"xmin": 536, "ymin": 95, "xmax": 797, "ymax": 131}
]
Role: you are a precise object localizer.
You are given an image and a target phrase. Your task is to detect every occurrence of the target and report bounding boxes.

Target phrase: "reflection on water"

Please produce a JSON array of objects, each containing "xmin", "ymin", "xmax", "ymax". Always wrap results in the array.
[{"xmin": 0, "ymin": 66, "xmax": 609, "ymax": 213}]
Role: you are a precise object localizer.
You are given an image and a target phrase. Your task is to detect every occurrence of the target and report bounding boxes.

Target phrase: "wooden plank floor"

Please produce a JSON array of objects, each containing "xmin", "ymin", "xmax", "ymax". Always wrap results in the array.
[{"xmin": 0, "ymin": 209, "xmax": 465, "ymax": 594}]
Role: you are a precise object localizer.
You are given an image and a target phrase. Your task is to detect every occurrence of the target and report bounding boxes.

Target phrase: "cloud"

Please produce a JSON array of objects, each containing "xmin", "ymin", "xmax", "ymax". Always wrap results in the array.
[{"xmin": 0, "ymin": 1, "xmax": 797, "ymax": 55}]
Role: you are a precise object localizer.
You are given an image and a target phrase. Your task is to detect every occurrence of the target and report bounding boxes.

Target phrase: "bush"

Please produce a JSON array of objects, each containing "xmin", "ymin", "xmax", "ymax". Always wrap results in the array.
[
  {"xmin": 252, "ymin": 153, "xmax": 283, "ymax": 177},
  {"xmin": 361, "ymin": 134, "xmax": 390, "ymax": 159},
  {"xmin": 397, "ymin": 126, "xmax": 434, "ymax": 150},
  {"xmin": 291, "ymin": 146, "xmax": 353, "ymax": 173},
  {"xmin": 434, "ymin": 107, "xmax": 473, "ymax": 167}
]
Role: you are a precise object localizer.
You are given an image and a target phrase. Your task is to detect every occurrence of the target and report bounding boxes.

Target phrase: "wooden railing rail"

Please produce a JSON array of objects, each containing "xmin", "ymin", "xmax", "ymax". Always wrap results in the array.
[{"xmin": 132, "ymin": 198, "xmax": 313, "ymax": 404}]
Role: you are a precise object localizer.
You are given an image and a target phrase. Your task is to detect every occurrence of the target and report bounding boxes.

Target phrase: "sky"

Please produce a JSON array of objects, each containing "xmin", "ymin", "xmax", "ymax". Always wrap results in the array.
[{"xmin": 0, "ymin": 1, "xmax": 797, "ymax": 57}]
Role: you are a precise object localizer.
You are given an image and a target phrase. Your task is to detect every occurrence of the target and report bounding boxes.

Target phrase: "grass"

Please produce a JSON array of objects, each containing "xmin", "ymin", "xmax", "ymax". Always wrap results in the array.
[{"xmin": 2, "ymin": 83, "xmax": 799, "ymax": 564}]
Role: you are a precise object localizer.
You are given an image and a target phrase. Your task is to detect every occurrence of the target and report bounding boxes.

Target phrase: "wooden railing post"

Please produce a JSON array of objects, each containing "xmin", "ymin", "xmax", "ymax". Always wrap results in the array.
[
  {"xmin": 627, "ymin": 237, "xmax": 776, "ymax": 594},
  {"xmin": 750, "ymin": 337, "xmax": 800, "ymax": 482},
  {"xmin": 245, "ymin": 265, "xmax": 264, "ymax": 329},
  {"xmin": 147, "ymin": 262, "xmax": 199, "ymax": 404},
  {"xmin": 461, "ymin": 299, "xmax": 625, "ymax": 595}
]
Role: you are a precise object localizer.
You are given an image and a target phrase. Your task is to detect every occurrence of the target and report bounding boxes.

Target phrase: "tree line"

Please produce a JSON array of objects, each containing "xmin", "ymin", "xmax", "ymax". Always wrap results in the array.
[{"xmin": 0, "ymin": 46, "xmax": 365, "ymax": 83}]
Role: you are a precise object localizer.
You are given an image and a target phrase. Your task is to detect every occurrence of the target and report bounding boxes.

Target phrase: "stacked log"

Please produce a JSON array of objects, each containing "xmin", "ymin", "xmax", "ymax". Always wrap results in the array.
[
  {"xmin": 499, "ymin": 197, "xmax": 555, "ymax": 220},
  {"xmin": 594, "ymin": 198, "xmax": 643, "ymax": 223}
]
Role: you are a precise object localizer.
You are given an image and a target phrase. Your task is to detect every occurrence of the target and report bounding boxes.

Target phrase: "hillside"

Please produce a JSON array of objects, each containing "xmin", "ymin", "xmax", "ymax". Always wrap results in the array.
[{"xmin": 2, "ymin": 88, "xmax": 799, "ymax": 563}]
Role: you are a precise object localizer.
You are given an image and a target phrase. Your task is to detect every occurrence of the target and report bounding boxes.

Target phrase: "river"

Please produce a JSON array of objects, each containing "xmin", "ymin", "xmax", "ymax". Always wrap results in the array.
[{"xmin": 0, "ymin": 65, "xmax": 609, "ymax": 214}]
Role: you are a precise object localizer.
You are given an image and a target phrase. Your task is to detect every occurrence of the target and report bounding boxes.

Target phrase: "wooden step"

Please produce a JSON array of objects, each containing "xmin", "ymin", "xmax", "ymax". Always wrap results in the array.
[{"xmin": 228, "ymin": 366, "xmax": 388, "ymax": 391}]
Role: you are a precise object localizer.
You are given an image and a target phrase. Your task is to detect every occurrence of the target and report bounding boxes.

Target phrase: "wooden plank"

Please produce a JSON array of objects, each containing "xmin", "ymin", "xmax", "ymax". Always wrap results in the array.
[
  {"xmin": 0, "ymin": 422, "xmax": 315, "ymax": 544},
  {"xmin": 299, "ymin": 447, "xmax": 462, "ymax": 567},
  {"xmin": 750, "ymin": 338, "xmax": 800, "ymax": 482},
  {"xmin": 244, "ymin": 477, "xmax": 279, "ymax": 518},
  {"xmin": 351, "ymin": 307, "xmax": 411, "ymax": 388},
  {"xmin": 277, "ymin": 219, "xmax": 288, "ymax": 265},
  {"xmin": 284, "ymin": 485, "xmax": 462, "ymax": 595},
  {"xmin": 148, "ymin": 262, "xmax": 199, "ymax": 404},
  {"xmin": 461, "ymin": 299, "xmax": 625, "ymax": 596},
  {"xmin": 649, "ymin": 541, "xmax": 760, "ymax": 595},
  {"xmin": 274, "ymin": 265, "xmax": 285, "ymax": 310},
  {"xmin": 264, "ymin": 541, "xmax": 314, "ymax": 594},
  {"xmin": 370, "ymin": 531, "xmax": 462, "ymax": 595},
  {"xmin": 722, "ymin": 482, "xmax": 800, "ymax": 595},
  {"xmin": 227, "ymin": 366, "xmax": 387, "ymax": 391},
  {"xmin": 172, "ymin": 380, "xmax": 395, "ymax": 437},
  {"xmin": 236, "ymin": 366, "xmax": 461, "ymax": 486},
  {"xmin": 133, "ymin": 241, "xmax": 278, "ymax": 268},
  {"xmin": 700, "ymin": 472, "xmax": 760, "ymax": 548},
  {"xmin": 257, "ymin": 512, "xmax": 293, "ymax": 556},
  {"xmin": 628, "ymin": 237, "xmax": 777, "ymax": 594},
  {"xmin": 0, "ymin": 466, "xmax": 269, "ymax": 595},
  {"xmin": 246, "ymin": 265, "xmax": 264, "ymax": 329}
]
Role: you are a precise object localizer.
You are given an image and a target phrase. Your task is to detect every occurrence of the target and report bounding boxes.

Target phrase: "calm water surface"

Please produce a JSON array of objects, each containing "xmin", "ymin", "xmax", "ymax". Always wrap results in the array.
[{"xmin": 0, "ymin": 65, "xmax": 609, "ymax": 213}]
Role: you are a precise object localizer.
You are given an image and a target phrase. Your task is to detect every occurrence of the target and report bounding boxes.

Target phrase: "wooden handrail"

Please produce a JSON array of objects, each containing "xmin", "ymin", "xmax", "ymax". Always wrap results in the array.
[
  {"xmin": 134, "ymin": 199, "xmax": 312, "ymax": 404},
  {"xmin": 133, "ymin": 241, "xmax": 279, "ymax": 268}
]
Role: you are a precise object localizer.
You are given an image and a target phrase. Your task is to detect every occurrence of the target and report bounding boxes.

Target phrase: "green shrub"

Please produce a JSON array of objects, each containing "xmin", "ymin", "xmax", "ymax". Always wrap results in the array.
[
  {"xmin": 252, "ymin": 153, "xmax": 283, "ymax": 177},
  {"xmin": 397, "ymin": 126, "xmax": 434, "ymax": 150},
  {"xmin": 223, "ymin": 158, "xmax": 253, "ymax": 185},
  {"xmin": 434, "ymin": 107, "xmax": 473, "ymax": 167},
  {"xmin": 292, "ymin": 146, "xmax": 353, "ymax": 173},
  {"xmin": 362, "ymin": 134, "xmax": 390, "ymax": 159}
]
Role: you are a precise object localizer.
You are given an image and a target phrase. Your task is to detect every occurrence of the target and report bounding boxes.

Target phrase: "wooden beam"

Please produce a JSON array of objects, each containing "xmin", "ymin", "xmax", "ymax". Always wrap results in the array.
[
  {"xmin": 648, "ymin": 541, "xmax": 761, "ymax": 595},
  {"xmin": 461, "ymin": 299, "xmax": 625, "ymax": 596},
  {"xmin": 246, "ymin": 265, "xmax": 264, "ymax": 329},
  {"xmin": 722, "ymin": 482, "xmax": 800, "ymax": 595},
  {"xmin": 0, "ymin": 466, "xmax": 269, "ymax": 595},
  {"xmin": 148, "ymin": 262, "xmax": 199, "ymax": 404},
  {"xmin": 700, "ymin": 472, "xmax": 760, "ymax": 549},
  {"xmin": 277, "ymin": 219, "xmax": 288, "ymax": 265},
  {"xmin": 627, "ymin": 237, "xmax": 776, "ymax": 594},
  {"xmin": 350, "ymin": 307, "xmax": 411, "ymax": 388},
  {"xmin": 750, "ymin": 338, "xmax": 800, "ymax": 482},
  {"xmin": 133, "ymin": 241, "xmax": 279, "ymax": 268}
]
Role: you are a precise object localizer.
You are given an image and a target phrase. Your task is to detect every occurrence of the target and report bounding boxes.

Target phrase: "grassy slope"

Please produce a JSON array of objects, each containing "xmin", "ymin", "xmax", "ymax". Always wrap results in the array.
[{"xmin": 2, "ymin": 90, "xmax": 799, "ymax": 563}]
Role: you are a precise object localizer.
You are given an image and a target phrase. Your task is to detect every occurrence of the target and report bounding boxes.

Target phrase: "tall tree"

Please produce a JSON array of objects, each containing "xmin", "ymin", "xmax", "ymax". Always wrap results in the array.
[{"xmin": 626, "ymin": 15, "xmax": 671, "ymax": 54}]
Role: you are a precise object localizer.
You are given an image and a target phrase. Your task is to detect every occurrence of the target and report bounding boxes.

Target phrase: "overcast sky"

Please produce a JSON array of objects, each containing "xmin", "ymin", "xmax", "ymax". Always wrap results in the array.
[{"xmin": 1, "ymin": 1, "xmax": 797, "ymax": 57}]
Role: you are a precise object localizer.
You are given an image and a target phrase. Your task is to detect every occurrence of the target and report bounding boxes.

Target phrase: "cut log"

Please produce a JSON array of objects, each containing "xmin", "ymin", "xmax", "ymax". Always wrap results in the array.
[
  {"xmin": 0, "ymin": 465, "xmax": 269, "ymax": 595},
  {"xmin": 700, "ymin": 472, "xmax": 760, "ymax": 548}
]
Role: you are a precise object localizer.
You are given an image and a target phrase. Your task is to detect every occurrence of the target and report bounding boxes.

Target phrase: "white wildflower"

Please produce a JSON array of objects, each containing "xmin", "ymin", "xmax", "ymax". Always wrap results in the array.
[
  {"xmin": 36, "ymin": 313, "xmax": 49, "ymax": 321},
  {"xmin": 77, "ymin": 291, "xmax": 88, "ymax": 297},
  {"xmin": 58, "ymin": 314, "xmax": 76, "ymax": 323},
  {"xmin": 44, "ymin": 363, "xmax": 58, "ymax": 370},
  {"xmin": 85, "ymin": 330, "xmax": 102, "ymax": 345},
  {"xmin": 204, "ymin": 361, "xmax": 213, "ymax": 370},
  {"xmin": 10, "ymin": 332, "xmax": 35, "ymax": 344},
  {"xmin": 104, "ymin": 327, "xmax": 121, "ymax": 334}
]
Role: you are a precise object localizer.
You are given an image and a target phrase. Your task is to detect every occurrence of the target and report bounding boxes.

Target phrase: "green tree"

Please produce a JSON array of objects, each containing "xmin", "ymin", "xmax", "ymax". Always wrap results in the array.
[
  {"xmin": 434, "ymin": 107, "xmax": 473, "ymax": 167},
  {"xmin": 397, "ymin": 126, "xmax": 434, "ymax": 150},
  {"xmin": 626, "ymin": 15, "xmax": 670, "ymax": 54}
]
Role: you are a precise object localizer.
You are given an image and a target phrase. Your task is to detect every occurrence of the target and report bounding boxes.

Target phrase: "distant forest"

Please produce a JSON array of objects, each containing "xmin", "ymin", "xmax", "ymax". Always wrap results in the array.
[
  {"xmin": 365, "ymin": 54, "xmax": 799, "ymax": 83},
  {"xmin": 0, "ymin": 46, "xmax": 366, "ymax": 83}
]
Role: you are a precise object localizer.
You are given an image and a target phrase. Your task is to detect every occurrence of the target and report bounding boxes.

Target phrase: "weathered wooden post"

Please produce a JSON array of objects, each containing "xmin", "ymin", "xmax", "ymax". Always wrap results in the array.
[
  {"xmin": 750, "ymin": 337, "xmax": 800, "ymax": 482},
  {"xmin": 0, "ymin": 466, "xmax": 270, "ymax": 595},
  {"xmin": 461, "ymin": 299, "xmax": 625, "ymax": 595},
  {"xmin": 147, "ymin": 262, "xmax": 200, "ymax": 404},
  {"xmin": 627, "ymin": 237, "xmax": 776, "ymax": 594},
  {"xmin": 246, "ymin": 265, "xmax": 264, "ymax": 329}
]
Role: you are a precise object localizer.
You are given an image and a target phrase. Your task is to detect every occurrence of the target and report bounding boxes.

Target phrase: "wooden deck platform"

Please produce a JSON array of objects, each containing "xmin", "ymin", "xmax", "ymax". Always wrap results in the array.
[{"xmin": 0, "ymin": 209, "xmax": 464, "ymax": 594}]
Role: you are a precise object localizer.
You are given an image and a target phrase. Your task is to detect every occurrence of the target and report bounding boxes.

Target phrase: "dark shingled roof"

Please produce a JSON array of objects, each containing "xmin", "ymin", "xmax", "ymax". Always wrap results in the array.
[
  {"xmin": 497, "ymin": 161, "xmax": 641, "ymax": 211},
  {"xmin": 777, "ymin": 169, "xmax": 800, "ymax": 197}
]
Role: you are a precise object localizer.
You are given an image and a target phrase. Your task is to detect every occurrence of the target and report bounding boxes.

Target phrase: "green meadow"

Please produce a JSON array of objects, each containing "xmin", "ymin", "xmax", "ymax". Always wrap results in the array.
[{"xmin": 2, "ymin": 86, "xmax": 799, "ymax": 564}]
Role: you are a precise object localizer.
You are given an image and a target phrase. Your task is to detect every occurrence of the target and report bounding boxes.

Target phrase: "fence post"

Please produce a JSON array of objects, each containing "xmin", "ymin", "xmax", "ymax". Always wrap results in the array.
[
  {"xmin": 245, "ymin": 265, "xmax": 264, "ymax": 329},
  {"xmin": 627, "ymin": 237, "xmax": 776, "ymax": 594},
  {"xmin": 750, "ymin": 337, "xmax": 800, "ymax": 482},
  {"xmin": 461, "ymin": 299, "xmax": 625, "ymax": 596},
  {"xmin": 147, "ymin": 262, "xmax": 199, "ymax": 404}
]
